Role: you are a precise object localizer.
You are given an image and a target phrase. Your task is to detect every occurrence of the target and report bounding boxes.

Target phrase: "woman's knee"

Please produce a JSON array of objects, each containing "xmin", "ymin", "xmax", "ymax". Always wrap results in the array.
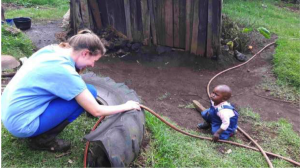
[{"xmin": 86, "ymin": 84, "xmax": 97, "ymax": 98}]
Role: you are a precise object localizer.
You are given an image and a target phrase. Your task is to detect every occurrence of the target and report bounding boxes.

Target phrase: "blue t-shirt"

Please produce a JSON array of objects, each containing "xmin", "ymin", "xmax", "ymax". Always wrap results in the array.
[{"xmin": 1, "ymin": 45, "xmax": 86, "ymax": 138}]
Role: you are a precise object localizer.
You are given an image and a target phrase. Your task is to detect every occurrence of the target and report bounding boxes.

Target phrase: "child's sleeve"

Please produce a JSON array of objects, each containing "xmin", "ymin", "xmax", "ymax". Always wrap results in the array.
[{"xmin": 218, "ymin": 109, "xmax": 235, "ymax": 130}]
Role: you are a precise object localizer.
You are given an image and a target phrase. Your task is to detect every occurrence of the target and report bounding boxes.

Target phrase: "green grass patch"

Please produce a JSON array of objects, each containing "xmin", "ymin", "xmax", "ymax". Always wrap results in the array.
[
  {"xmin": 5, "ymin": 3, "xmax": 69, "ymax": 22},
  {"xmin": 223, "ymin": 0, "xmax": 300, "ymax": 88},
  {"xmin": 1, "ymin": 114, "xmax": 98, "ymax": 167},
  {"xmin": 2, "ymin": 0, "xmax": 66, "ymax": 7},
  {"xmin": 142, "ymin": 109, "xmax": 299, "ymax": 167},
  {"xmin": 1, "ymin": 25, "xmax": 35, "ymax": 58},
  {"xmin": 258, "ymin": 76, "xmax": 300, "ymax": 103}
]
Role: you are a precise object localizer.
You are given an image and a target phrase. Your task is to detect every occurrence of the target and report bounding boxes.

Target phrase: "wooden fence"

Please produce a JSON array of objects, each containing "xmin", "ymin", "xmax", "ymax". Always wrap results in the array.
[{"xmin": 70, "ymin": 0, "xmax": 222, "ymax": 57}]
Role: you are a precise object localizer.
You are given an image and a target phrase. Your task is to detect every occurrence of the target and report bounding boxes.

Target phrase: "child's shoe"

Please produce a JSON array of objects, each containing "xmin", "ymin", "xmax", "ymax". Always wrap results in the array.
[{"xmin": 197, "ymin": 122, "xmax": 210, "ymax": 129}]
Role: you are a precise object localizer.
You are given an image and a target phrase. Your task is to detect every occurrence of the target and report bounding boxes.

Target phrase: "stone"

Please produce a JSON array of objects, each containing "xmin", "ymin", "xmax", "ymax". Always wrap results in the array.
[
  {"xmin": 1, "ymin": 55, "xmax": 20, "ymax": 71},
  {"xmin": 234, "ymin": 50, "xmax": 247, "ymax": 62}
]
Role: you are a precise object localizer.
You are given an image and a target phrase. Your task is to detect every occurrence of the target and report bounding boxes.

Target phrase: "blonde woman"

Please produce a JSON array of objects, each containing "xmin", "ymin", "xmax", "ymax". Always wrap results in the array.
[{"xmin": 1, "ymin": 30, "xmax": 140, "ymax": 152}]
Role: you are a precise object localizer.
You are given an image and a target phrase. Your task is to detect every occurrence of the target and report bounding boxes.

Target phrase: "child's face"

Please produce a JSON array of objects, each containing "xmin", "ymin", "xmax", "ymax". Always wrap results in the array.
[{"xmin": 210, "ymin": 87, "xmax": 225, "ymax": 105}]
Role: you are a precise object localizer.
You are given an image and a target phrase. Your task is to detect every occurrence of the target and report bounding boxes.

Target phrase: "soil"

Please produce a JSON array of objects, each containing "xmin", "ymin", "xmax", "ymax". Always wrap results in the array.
[{"xmin": 4, "ymin": 19, "xmax": 300, "ymax": 136}]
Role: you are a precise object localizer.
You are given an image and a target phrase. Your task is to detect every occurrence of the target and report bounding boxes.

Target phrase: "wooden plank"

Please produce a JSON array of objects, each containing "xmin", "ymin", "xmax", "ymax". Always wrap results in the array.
[
  {"xmin": 98, "ymin": 0, "xmax": 109, "ymax": 27},
  {"xmin": 190, "ymin": 0, "xmax": 199, "ymax": 54},
  {"xmin": 178, "ymin": 0, "xmax": 186, "ymax": 49},
  {"xmin": 148, "ymin": 0, "xmax": 157, "ymax": 45},
  {"xmin": 106, "ymin": 0, "xmax": 115, "ymax": 27},
  {"xmin": 88, "ymin": 0, "xmax": 102, "ymax": 29},
  {"xmin": 211, "ymin": 0, "xmax": 222, "ymax": 57},
  {"xmin": 196, "ymin": 0, "xmax": 208, "ymax": 56},
  {"xmin": 141, "ymin": 0, "xmax": 150, "ymax": 45},
  {"xmin": 69, "ymin": 0, "xmax": 76, "ymax": 34},
  {"xmin": 130, "ymin": 0, "xmax": 142, "ymax": 41},
  {"xmin": 136, "ymin": 0, "xmax": 144, "ymax": 41},
  {"xmin": 173, "ymin": 0, "xmax": 180, "ymax": 48},
  {"xmin": 88, "ymin": 5, "xmax": 95, "ymax": 31},
  {"xmin": 80, "ymin": 0, "xmax": 90, "ymax": 29},
  {"xmin": 114, "ymin": 0, "xmax": 126, "ymax": 35},
  {"xmin": 154, "ymin": 0, "xmax": 164, "ymax": 45},
  {"xmin": 185, "ymin": 0, "xmax": 193, "ymax": 51},
  {"xmin": 206, "ymin": 0, "xmax": 213, "ymax": 57},
  {"xmin": 165, "ymin": 0, "xmax": 173, "ymax": 47},
  {"xmin": 124, "ymin": 0, "xmax": 133, "ymax": 41}
]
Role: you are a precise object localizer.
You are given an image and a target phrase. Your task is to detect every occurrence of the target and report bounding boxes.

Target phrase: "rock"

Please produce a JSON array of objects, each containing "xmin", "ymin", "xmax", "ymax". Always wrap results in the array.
[
  {"xmin": 4, "ymin": 26, "xmax": 21, "ymax": 35},
  {"xmin": 61, "ymin": 9, "xmax": 70, "ymax": 28},
  {"xmin": 234, "ymin": 50, "xmax": 247, "ymax": 62},
  {"xmin": 131, "ymin": 43, "xmax": 142, "ymax": 51},
  {"xmin": 1, "ymin": 55, "xmax": 20, "ymax": 71},
  {"xmin": 101, "ymin": 38, "xmax": 114, "ymax": 50},
  {"xmin": 156, "ymin": 45, "xmax": 172, "ymax": 55}
]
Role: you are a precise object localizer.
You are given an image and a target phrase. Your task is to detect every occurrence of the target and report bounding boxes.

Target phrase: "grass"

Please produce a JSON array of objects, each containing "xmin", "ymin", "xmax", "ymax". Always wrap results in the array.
[
  {"xmin": 1, "ymin": 25, "xmax": 35, "ymax": 58},
  {"xmin": 2, "ymin": 0, "xmax": 65, "ymax": 6},
  {"xmin": 2, "ymin": 108, "xmax": 299, "ymax": 167},
  {"xmin": 3, "ymin": 0, "xmax": 69, "ymax": 21},
  {"xmin": 1, "ymin": 114, "xmax": 99, "ymax": 167},
  {"xmin": 223, "ymin": 0, "xmax": 300, "ymax": 88},
  {"xmin": 1, "ymin": 0, "xmax": 300, "ymax": 167},
  {"xmin": 139, "ymin": 109, "xmax": 300, "ymax": 167}
]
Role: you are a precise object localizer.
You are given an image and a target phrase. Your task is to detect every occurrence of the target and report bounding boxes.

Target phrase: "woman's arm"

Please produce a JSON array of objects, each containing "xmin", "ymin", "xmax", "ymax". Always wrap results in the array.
[{"xmin": 75, "ymin": 89, "xmax": 141, "ymax": 117}]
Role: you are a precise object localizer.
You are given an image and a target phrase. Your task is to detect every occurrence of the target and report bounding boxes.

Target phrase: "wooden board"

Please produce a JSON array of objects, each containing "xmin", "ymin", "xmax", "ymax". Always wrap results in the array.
[
  {"xmin": 153, "ymin": 0, "xmax": 165, "ymax": 45},
  {"xmin": 124, "ymin": 0, "xmax": 133, "ymax": 40},
  {"xmin": 141, "ymin": 0, "xmax": 150, "ymax": 45},
  {"xmin": 80, "ymin": 0, "xmax": 90, "ymax": 29},
  {"xmin": 206, "ymin": 0, "xmax": 213, "ymax": 57},
  {"xmin": 185, "ymin": 0, "xmax": 193, "ymax": 51},
  {"xmin": 196, "ymin": 0, "xmax": 208, "ymax": 56},
  {"xmin": 173, "ymin": 0, "xmax": 180, "ymax": 48},
  {"xmin": 178, "ymin": 0, "xmax": 186, "ymax": 49},
  {"xmin": 88, "ymin": 0, "xmax": 102, "ymax": 29},
  {"xmin": 130, "ymin": 0, "xmax": 143, "ymax": 42},
  {"xmin": 212, "ymin": 0, "xmax": 222, "ymax": 57},
  {"xmin": 190, "ymin": 0, "xmax": 199, "ymax": 54},
  {"xmin": 165, "ymin": 0, "xmax": 173, "ymax": 47},
  {"xmin": 98, "ymin": 0, "xmax": 109, "ymax": 27},
  {"xmin": 148, "ymin": 0, "xmax": 157, "ymax": 45}
]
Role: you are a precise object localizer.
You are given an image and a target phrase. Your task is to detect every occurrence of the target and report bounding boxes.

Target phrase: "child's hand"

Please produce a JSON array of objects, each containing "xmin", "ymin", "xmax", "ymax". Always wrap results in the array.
[{"xmin": 213, "ymin": 133, "xmax": 220, "ymax": 142}]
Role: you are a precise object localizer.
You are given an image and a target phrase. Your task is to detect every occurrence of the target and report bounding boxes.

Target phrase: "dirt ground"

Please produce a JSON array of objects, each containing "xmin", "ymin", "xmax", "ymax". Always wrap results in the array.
[{"xmin": 18, "ymin": 19, "xmax": 300, "ymax": 135}]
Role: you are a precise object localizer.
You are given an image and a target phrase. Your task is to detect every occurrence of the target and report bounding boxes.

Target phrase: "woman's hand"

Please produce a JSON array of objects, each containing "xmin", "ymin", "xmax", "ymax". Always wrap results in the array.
[{"xmin": 125, "ymin": 100, "xmax": 141, "ymax": 111}]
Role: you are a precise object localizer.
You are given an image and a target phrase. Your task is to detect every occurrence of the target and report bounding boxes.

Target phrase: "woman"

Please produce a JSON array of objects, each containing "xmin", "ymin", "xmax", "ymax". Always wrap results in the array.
[{"xmin": 1, "ymin": 29, "xmax": 141, "ymax": 152}]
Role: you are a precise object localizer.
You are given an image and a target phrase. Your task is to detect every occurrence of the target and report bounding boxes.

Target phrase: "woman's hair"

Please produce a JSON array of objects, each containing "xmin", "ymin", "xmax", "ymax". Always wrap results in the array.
[{"xmin": 67, "ymin": 29, "xmax": 106, "ymax": 56}]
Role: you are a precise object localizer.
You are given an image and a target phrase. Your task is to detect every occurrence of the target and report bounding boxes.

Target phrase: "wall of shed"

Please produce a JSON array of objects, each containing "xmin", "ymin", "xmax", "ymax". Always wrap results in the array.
[{"xmin": 70, "ymin": 0, "xmax": 222, "ymax": 57}]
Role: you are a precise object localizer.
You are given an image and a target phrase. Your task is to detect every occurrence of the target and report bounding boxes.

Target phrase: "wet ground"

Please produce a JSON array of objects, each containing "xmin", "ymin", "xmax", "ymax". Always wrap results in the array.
[{"xmin": 13, "ymin": 19, "xmax": 300, "ymax": 135}]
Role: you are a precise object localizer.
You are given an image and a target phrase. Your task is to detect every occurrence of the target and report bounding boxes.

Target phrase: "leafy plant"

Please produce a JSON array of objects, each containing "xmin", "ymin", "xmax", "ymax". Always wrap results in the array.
[{"xmin": 242, "ymin": 27, "xmax": 271, "ymax": 39}]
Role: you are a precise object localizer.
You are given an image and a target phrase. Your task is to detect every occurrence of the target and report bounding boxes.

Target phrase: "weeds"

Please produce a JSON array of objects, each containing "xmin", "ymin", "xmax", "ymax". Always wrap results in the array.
[
  {"xmin": 223, "ymin": 0, "xmax": 300, "ymax": 88},
  {"xmin": 141, "ymin": 108, "xmax": 300, "ymax": 167},
  {"xmin": 1, "ymin": 25, "xmax": 35, "ymax": 58}
]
